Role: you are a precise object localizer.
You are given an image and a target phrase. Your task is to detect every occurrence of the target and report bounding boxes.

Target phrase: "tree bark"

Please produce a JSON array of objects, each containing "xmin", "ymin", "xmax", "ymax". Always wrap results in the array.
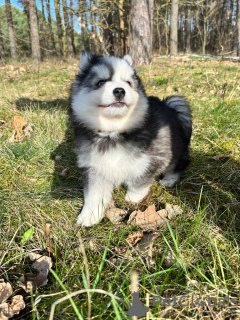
[
  {"xmin": 40, "ymin": 0, "xmax": 49, "ymax": 56},
  {"xmin": 62, "ymin": 0, "xmax": 74, "ymax": 57},
  {"xmin": 46, "ymin": 0, "xmax": 57, "ymax": 55},
  {"xmin": 54, "ymin": 0, "xmax": 64, "ymax": 56},
  {"xmin": 5, "ymin": 0, "xmax": 18, "ymax": 58},
  {"xmin": 69, "ymin": 0, "xmax": 76, "ymax": 54},
  {"xmin": 28, "ymin": 0, "xmax": 41, "ymax": 61},
  {"xmin": 237, "ymin": 0, "xmax": 240, "ymax": 56},
  {"xmin": 186, "ymin": 5, "xmax": 191, "ymax": 53},
  {"xmin": 170, "ymin": 0, "xmax": 178, "ymax": 56},
  {"xmin": 129, "ymin": 0, "xmax": 153, "ymax": 66},
  {"xmin": 103, "ymin": 12, "xmax": 114, "ymax": 55},
  {"xmin": 0, "ymin": 26, "xmax": 5, "ymax": 60}
]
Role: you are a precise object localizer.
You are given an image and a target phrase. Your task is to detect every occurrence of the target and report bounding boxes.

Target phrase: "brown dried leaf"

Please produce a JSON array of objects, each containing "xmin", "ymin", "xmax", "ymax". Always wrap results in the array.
[
  {"xmin": 212, "ymin": 154, "xmax": 230, "ymax": 161},
  {"xmin": 105, "ymin": 202, "xmax": 127, "ymax": 223},
  {"xmin": 44, "ymin": 224, "xmax": 55, "ymax": 256},
  {"xmin": 0, "ymin": 280, "xmax": 12, "ymax": 304},
  {"xmin": 12, "ymin": 116, "xmax": 27, "ymax": 140},
  {"xmin": 135, "ymin": 233, "xmax": 160, "ymax": 267},
  {"xmin": 19, "ymin": 273, "xmax": 48, "ymax": 292},
  {"xmin": 165, "ymin": 203, "xmax": 183, "ymax": 220},
  {"xmin": 0, "ymin": 280, "xmax": 25, "ymax": 320},
  {"xmin": 28, "ymin": 252, "xmax": 53, "ymax": 276},
  {"xmin": 128, "ymin": 204, "xmax": 167, "ymax": 229},
  {"xmin": 126, "ymin": 232, "xmax": 143, "ymax": 246}
]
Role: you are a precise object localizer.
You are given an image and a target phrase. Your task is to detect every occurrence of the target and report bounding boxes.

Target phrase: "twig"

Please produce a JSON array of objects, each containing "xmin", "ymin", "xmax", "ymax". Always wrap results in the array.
[
  {"xmin": 49, "ymin": 288, "xmax": 128, "ymax": 320},
  {"xmin": 77, "ymin": 232, "xmax": 91, "ymax": 320}
]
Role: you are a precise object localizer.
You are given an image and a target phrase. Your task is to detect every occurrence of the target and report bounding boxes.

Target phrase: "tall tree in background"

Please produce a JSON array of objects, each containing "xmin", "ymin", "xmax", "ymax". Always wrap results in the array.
[
  {"xmin": 62, "ymin": 0, "xmax": 74, "ymax": 57},
  {"xmin": 129, "ymin": 0, "xmax": 153, "ymax": 65},
  {"xmin": 46, "ymin": 0, "xmax": 57, "ymax": 54},
  {"xmin": 40, "ymin": 0, "xmax": 49, "ymax": 56},
  {"xmin": 237, "ymin": 0, "xmax": 240, "ymax": 56},
  {"xmin": 53, "ymin": 0, "xmax": 64, "ymax": 56},
  {"xmin": 170, "ymin": 0, "xmax": 178, "ymax": 55},
  {"xmin": 69, "ymin": 0, "xmax": 76, "ymax": 54},
  {"xmin": 28, "ymin": 0, "xmax": 41, "ymax": 61},
  {"xmin": 186, "ymin": 3, "xmax": 192, "ymax": 53},
  {"xmin": 5, "ymin": 0, "xmax": 18, "ymax": 58},
  {"xmin": 0, "ymin": 26, "xmax": 5, "ymax": 60}
]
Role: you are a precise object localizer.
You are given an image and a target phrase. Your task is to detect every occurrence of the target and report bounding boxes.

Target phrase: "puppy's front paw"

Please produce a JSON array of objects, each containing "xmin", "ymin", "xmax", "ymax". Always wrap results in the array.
[{"xmin": 77, "ymin": 207, "xmax": 104, "ymax": 227}]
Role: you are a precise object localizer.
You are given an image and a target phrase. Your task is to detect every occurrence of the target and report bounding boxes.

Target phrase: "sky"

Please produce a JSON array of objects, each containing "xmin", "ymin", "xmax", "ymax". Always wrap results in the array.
[{"xmin": 0, "ymin": 0, "xmax": 81, "ymax": 32}]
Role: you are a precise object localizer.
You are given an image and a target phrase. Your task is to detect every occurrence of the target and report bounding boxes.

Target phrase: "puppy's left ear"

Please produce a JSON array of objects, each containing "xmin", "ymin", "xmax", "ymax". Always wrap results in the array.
[
  {"xmin": 79, "ymin": 51, "xmax": 93, "ymax": 71},
  {"xmin": 123, "ymin": 54, "xmax": 133, "ymax": 66}
]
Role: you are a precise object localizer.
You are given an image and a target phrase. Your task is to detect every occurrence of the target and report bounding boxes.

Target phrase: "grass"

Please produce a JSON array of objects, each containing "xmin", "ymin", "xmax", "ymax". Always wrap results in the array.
[{"xmin": 0, "ymin": 56, "xmax": 240, "ymax": 319}]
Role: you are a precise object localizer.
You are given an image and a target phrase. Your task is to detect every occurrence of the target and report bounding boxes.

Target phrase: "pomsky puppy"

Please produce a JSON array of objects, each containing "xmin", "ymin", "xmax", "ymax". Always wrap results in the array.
[{"xmin": 70, "ymin": 51, "xmax": 192, "ymax": 227}]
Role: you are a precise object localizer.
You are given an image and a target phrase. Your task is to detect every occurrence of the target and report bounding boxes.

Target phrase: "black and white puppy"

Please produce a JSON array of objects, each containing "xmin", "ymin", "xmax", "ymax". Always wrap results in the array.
[{"xmin": 70, "ymin": 51, "xmax": 192, "ymax": 227}]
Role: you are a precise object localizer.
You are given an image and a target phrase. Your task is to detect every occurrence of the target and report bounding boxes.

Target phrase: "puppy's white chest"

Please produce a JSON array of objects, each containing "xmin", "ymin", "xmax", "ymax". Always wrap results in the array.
[{"xmin": 78, "ymin": 143, "xmax": 150, "ymax": 184}]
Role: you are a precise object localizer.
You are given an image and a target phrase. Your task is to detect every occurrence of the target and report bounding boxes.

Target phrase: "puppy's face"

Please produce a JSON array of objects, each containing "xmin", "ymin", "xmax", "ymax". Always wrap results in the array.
[{"xmin": 71, "ymin": 52, "xmax": 148, "ymax": 132}]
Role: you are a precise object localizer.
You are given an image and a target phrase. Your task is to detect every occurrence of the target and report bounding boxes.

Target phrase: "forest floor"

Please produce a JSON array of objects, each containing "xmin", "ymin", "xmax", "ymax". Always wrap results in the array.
[{"xmin": 0, "ymin": 56, "xmax": 240, "ymax": 320}]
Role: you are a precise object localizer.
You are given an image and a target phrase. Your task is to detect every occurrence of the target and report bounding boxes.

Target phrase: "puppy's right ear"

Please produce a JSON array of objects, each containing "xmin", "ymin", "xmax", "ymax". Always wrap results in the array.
[{"xmin": 79, "ymin": 51, "xmax": 93, "ymax": 71}]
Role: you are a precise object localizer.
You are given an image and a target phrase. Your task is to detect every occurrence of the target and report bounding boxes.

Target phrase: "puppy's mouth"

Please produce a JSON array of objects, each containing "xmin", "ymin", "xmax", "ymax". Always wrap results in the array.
[{"xmin": 98, "ymin": 102, "xmax": 127, "ymax": 108}]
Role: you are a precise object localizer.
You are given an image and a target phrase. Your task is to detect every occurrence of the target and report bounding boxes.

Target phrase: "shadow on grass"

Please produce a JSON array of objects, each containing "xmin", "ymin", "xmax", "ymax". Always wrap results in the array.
[{"xmin": 16, "ymin": 97, "xmax": 69, "ymax": 110}]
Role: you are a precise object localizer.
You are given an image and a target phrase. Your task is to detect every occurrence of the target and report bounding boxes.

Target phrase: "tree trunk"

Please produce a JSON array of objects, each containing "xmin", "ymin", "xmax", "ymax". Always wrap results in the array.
[
  {"xmin": 186, "ymin": 5, "xmax": 191, "ymax": 53},
  {"xmin": 54, "ymin": 0, "xmax": 64, "ymax": 56},
  {"xmin": 103, "ymin": 12, "xmax": 114, "ymax": 55},
  {"xmin": 62, "ymin": 0, "xmax": 74, "ymax": 57},
  {"xmin": 118, "ymin": 0, "xmax": 125, "ymax": 55},
  {"xmin": 5, "ymin": 0, "xmax": 18, "ymax": 58},
  {"xmin": 129, "ymin": 0, "xmax": 153, "ymax": 66},
  {"xmin": 40, "ymin": 0, "xmax": 49, "ymax": 57},
  {"xmin": 69, "ymin": 0, "xmax": 76, "ymax": 54},
  {"xmin": 170, "ymin": 0, "xmax": 178, "ymax": 56},
  {"xmin": 28, "ymin": 0, "xmax": 41, "ymax": 61},
  {"xmin": 0, "ymin": 26, "xmax": 5, "ymax": 60},
  {"xmin": 237, "ymin": 0, "xmax": 240, "ymax": 56},
  {"xmin": 46, "ymin": 0, "xmax": 57, "ymax": 55}
]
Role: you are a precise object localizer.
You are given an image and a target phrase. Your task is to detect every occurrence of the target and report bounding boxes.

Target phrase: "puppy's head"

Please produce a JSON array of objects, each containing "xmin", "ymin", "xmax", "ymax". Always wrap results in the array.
[{"xmin": 71, "ymin": 51, "xmax": 148, "ymax": 132}]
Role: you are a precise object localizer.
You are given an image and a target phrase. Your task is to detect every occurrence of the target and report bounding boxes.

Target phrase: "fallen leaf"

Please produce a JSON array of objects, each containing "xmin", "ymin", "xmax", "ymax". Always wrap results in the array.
[
  {"xmin": 135, "ymin": 233, "xmax": 160, "ymax": 267},
  {"xmin": 11, "ymin": 116, "xmax": 27, "ymax": 141},
  {"xmin": 0, "ymin": 280, "xmax": 12, "ymax": 303},
  {"xmin": 43, "ymin": 224, "xmax": 55, "ymax": 256},
  {"xmin": 126, "ymin": 232, "xmax": 143, "ymax": 245},
  {"xmin": 28, "ymin": 252, "xmax": 53, "ymax": 276},
  {"xmin": 19, "ymin": 273, "xmax": 48, "ymax": 292},
  {"xmin": 105, "ymin": 202, "xmax": 127, "ymax": 223},
  {"xmin": 0, "ymin": 280, "xmax": 25, "ymax": 320},
  {"xmin": 212, "ymin": 154, "xmax": 230, "ymax": 161},
  {"xmin": 128, "ymin": 204, "xmax": 167, "ymax": 229},
  {"xmin": 127, "ymin": 203, "xmax": 183, "ymax": 230},
  {"xmin": 165, "ymin": 203, "xmax": 183, "ymax": 220}
]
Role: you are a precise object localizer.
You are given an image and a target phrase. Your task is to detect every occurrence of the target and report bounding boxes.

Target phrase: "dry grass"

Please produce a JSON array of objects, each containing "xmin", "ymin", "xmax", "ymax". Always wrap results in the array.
[{"xmin": 0, "ymin": 56, "xmax": 240, "ymax": 319}]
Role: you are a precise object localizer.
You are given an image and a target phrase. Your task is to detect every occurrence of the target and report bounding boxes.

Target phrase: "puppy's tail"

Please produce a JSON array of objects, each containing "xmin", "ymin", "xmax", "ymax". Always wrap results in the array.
[{"xmin": 165, "ymin": 96, "xmax": 192, "ymax": 143}]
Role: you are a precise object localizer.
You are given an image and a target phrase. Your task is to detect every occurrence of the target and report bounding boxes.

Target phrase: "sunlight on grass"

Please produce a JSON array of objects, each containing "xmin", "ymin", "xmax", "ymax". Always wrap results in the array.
[{"xmin": 0, "ymin": 57, "xmax": 240, "ymax": 319}]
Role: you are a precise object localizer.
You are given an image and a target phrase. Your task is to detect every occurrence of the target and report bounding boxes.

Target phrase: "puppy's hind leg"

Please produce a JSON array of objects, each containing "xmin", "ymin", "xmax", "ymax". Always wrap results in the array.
[
  {"xmin": 160, "ymin": 171, "xmax": 181, "ymax": 188},
  {"xmin": 77, "ymin": 169, "xmax": 113, "ymax": 227},
  {"xmin": 125, "ymin": 180, "xmax": 153, "ymax": 203}
]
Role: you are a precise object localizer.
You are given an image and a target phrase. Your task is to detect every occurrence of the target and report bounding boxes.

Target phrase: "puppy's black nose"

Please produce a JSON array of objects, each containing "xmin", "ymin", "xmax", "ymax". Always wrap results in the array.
[{"xmin": 113, "ymin": 87, "xmax": 125, "ymax": 100}]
